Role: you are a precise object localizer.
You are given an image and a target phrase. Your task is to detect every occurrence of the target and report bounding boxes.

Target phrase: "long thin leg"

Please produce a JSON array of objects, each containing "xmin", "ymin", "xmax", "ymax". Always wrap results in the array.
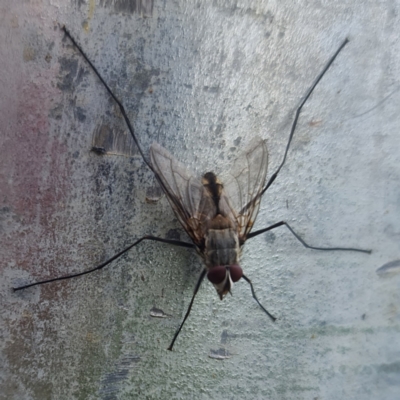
[
  {"xmin": 242, "ymin": 274, "xmax": 276, "ymax": 321},
  {"xmin": 62, "ymin": 26, "xmax": 176, "ymax": 201},
  {"xmin": 13, "ymin": 236, "xmax": 194, "ymax": 291},
  {"xmin": 168, "ymin": 269, "xmax": 207, "ymax": 351},
  {"xmin": 247, "ymin": 221, "xmax": 371, "ymax": 254},
  {"xmin": 61, "ymin": 26, "xmax": 153, "ymax": 172},
  {"xmin": 262, "ymin": 39, "xmax": 349, "ymax": 195}
]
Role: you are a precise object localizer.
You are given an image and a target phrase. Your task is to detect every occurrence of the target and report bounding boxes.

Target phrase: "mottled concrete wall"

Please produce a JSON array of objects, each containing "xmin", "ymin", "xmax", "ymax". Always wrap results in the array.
[{"xmin": 1, "ymin": 1, "xmax": 399, "ymax": 399}]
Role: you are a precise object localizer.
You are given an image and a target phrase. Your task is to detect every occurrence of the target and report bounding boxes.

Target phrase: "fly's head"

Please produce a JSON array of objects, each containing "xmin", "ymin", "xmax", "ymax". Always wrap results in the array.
[{"xmin": 207, "ymin": 264, "xmax": 243, "ymax": 300}]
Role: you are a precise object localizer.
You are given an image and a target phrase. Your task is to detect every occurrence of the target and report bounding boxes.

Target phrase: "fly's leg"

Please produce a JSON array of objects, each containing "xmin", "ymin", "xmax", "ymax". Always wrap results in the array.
[
  {"xmin": 248, "ymin": 221, "xmax": 372, "ymax": 253},
  {"xmin": 168, "ymin": 270, "xmax": 207, "ymax": 351},
  {"xmin": 61, "ymin": 26, "xmax": 175, "ymax": 197},
  {"xmin": 61, "ymin": 26, "xmax": 152, "ymax": 171},
  {"xmin": 170, "ymin": 269, "xmax": 277, "ymax": 350},
  {"xmin": 13, "ymin": 236, "xmax": 194, "ymax": 291},
  {"xmin": 244, "ymin": 220, "xmax": 370, "ymax": 320},
  {"xmin": 242, "ymin": 275, "xmax": 276, "ymax": 321},
  {"xmin": 248, "ymin": 41, "xmax": 372, "ymax": 255},
  {"xmin": 262, "ymin": 39, "xmax": 349, "ymax": 195}
]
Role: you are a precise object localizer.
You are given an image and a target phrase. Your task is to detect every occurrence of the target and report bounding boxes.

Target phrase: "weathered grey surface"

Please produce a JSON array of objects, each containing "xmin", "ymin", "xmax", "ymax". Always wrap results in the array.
[{"xmin": 1, "ymin": 1, "xmax": 399, "ymax": 399}]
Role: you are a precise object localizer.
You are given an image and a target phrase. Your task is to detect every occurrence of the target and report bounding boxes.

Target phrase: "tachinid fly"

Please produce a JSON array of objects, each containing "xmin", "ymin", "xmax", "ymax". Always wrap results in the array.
[
  {"xmin": 150, "ymin": 139, "xmax": 267, "ymax": 301},
  {"xmin": 13, "ymin": 26, "xmax": 371, "ymax": 351}
]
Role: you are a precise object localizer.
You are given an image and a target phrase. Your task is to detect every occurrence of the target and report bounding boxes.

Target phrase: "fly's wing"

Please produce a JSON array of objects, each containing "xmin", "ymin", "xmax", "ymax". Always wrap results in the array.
[
  {"xmin": 150, "ymin": 142, "xmax": 216, "ymax": 247},
  {"xmin": 220, "ymin": 137, "xmax": 268, "ymax": 242}
]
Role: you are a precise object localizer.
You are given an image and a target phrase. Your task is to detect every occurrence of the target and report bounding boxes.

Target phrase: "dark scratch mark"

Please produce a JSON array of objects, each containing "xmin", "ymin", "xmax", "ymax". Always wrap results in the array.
[
  {"xmin": 350, "ymin": 87, "xmax": 400, "ymax": 119},
  {"xmin": 209, "ymin": 348, "xmax": 232, "ymax": 360},
  {"xmin": 376, "ymin": 259, "xmax": 400, "ymax": 277},
  {"xmin": 99, "ymin": 355, "xmax": 140, "ymax": 399},
  {"xmin": 150, "ymin": 307, "xmax": 169, "ymax": 318}
]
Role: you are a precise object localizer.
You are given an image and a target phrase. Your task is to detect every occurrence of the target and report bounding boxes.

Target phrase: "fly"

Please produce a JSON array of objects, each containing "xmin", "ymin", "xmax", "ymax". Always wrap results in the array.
[{"xmin": 13, "ymin": 26, "xmax": 371, "ymax": 351}]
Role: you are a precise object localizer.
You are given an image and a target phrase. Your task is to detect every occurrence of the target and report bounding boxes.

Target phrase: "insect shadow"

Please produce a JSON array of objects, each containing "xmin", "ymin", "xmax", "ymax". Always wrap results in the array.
[{"xmin": 13, "ymin": 26, "xmax": 371, "ymax": 351}]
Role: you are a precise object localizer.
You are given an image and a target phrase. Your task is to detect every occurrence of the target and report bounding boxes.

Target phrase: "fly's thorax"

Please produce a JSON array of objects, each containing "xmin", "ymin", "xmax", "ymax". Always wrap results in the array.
[
  {"xmin": 204, "ymin": 217, "xmax": 240, "ymax": 268},
  {"xmin": 203, "ymin": 214, "xmax": 242, "ymax": 298}
]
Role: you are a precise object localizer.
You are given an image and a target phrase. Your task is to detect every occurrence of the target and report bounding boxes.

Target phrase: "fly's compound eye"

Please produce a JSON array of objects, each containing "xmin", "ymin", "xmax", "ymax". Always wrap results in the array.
[
  {"xmin": 207, "ymin": 265, "xmax": 226, "ymax": 284},
  {"xmin": 228, "ymin": 264, "xmax": 243, "ymax": 282}
]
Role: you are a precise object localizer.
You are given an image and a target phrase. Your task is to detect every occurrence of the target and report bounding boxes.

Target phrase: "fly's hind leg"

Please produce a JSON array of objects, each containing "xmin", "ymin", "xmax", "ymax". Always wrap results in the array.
[
  {"xmin": 261, "ymin": 39, "xmax": 349, "ymax": 195},
  {"xmin": 60, "ymin": 25, "xmax": 153, "ymax": 171}
]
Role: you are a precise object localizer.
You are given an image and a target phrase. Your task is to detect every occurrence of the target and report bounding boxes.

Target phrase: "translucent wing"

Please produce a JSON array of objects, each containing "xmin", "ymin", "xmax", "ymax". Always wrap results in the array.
[
  {"xmin": 150, "ymin": 142, "xmax": 216, "ymax": 247},
  {"xmin": 220, "ymin": 137, "xmax": 268, "ymax": 241}
]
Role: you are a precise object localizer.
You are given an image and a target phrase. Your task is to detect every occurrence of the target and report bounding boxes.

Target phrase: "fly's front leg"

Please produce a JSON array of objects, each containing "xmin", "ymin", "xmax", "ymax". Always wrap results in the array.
[
  {"xmin": 242, "ymin": 274, "xmax": 276, "ymax": 321},
  {"xmin": 168, "ymin": 270, "xmax": 207, "ymax": 351}
]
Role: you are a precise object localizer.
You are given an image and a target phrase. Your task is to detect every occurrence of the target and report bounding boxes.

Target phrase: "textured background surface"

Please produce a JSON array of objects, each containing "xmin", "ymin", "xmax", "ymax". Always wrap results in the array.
[{"xmin": 1, "ymin": 1, "xmax": 399, "ymax": 399}]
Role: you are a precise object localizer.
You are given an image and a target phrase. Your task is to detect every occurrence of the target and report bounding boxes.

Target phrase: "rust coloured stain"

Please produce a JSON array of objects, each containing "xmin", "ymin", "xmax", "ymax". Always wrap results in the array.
[{"xmin": 308, "ymin": 119, "xmax": 323, "ymax": 127}]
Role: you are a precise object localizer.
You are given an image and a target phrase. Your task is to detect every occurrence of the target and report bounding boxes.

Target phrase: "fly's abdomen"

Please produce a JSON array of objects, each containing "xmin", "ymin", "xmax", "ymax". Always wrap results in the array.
[{"xmin": 204, "ymin": 228, "xmax": 240, "ymax": 268}]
